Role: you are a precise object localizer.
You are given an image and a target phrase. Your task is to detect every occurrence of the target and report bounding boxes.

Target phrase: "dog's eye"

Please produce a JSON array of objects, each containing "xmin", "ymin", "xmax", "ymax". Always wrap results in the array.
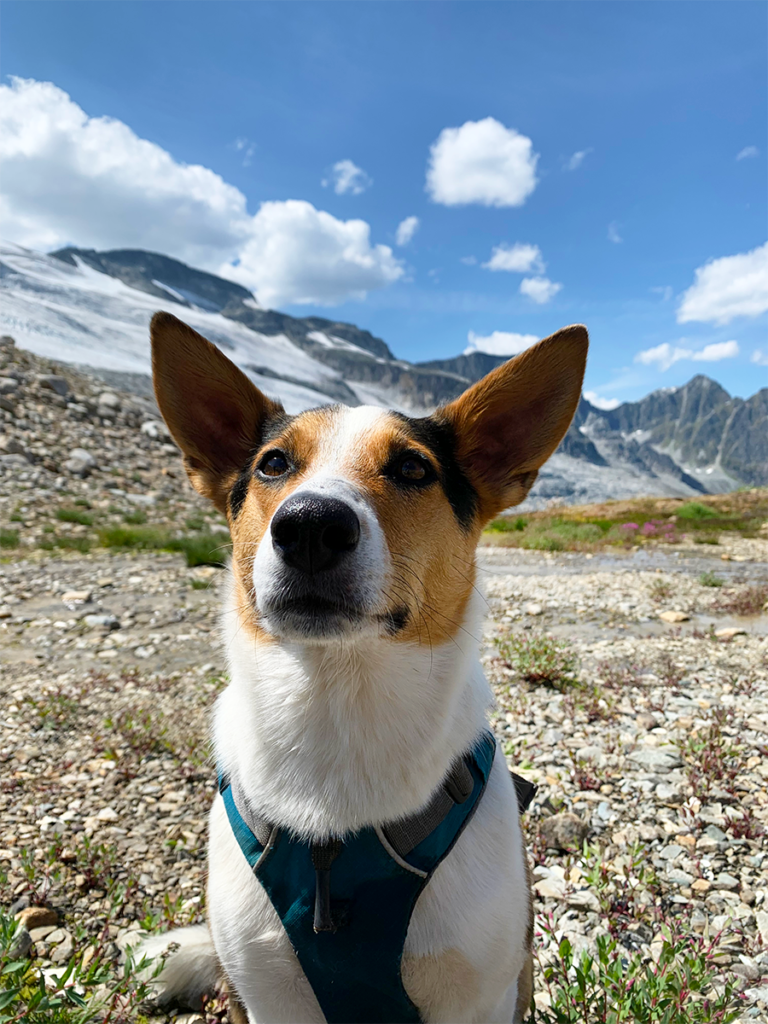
[
  {"xmin": 257, "ymin": 450, "xmax": 290, "ymax": 478},
  {"xmin": 398, "ymin": 454, "xmax": 429, "ymax": 482}
]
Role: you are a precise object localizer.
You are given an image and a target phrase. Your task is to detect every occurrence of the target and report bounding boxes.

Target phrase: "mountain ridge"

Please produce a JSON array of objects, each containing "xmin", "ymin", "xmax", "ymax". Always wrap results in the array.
[{"xmin": 2, "ymin": 242, "xmax": 765, "ymax": 505}]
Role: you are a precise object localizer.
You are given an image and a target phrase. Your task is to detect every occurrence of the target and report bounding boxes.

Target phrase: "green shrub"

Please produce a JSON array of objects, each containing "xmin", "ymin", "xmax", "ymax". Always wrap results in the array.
[
  {"xmin": 535, "ymin": 926, "xmax": 741, "ymax": 1023},
  {"xmin": 39, "ymin": 536, "xmax": 91, "ymax": 553},
  {"xmin": 699, "ymin": 570, "xmax": 724, "ymax": 587},
  {"xmin": 0, "ymin": 529, "xmax": 19, "ymax": 549},
  {"xmin": 496, "ymin": 631, "xmax": 578, "ymax": 688},
  {"xmin": 519, "ymin": 533, "xmax": 564, "ymax": 551},
  {"xmin": 677, "ymin": 501, "xmax": 718, "ymax": 520},
  {"xmin": 55, "ymin": 507, "xmax": 94, "ymax": 526},
  {"xmin": 185, "ymin": 515, "xmax": 207, "ymax": 531},
  {"xmin": 487, "ymin": 516, "xmax": 527, "ymax": 533},
  {"xmin": 123, "ymin": 509, "xmax": 148, "ymax": 525},
  {"xmin": 98, "ymin": 526, "xmax": 169, "ymax": 550}
]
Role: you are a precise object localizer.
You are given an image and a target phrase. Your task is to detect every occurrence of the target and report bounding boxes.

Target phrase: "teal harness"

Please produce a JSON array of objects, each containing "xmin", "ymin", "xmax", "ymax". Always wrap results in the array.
[{"xmin": 219, "ymin": 732, "xmax": 534, "ymax": 1024}]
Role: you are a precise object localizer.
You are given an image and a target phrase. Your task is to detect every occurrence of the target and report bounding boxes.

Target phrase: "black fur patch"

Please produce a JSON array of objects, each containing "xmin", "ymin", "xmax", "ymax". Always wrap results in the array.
[
  {"xmin": 393, "ymin": 413, "xmax": 477, "ymax": 530},
  {"xmin": 383, "ymin": 605, "xmax": 410, "ymax": 635},
  {"xmin": 228, "ymin": 411, "xmax": 295, "ymax": 519}
]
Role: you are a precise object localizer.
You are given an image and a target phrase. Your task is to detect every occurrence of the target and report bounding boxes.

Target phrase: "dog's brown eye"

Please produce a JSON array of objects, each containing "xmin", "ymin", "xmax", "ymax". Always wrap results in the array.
[
  {"xmin": 258, "ymin": 450, "xmax": 290, "ymax": 478},
  {"xmin": 399, "ymin": 456, "xmax": 428, "ymax": 481}
]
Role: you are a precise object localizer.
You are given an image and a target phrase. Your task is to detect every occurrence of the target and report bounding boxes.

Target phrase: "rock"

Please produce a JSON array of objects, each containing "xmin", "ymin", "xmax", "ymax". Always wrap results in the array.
[
  {"xmin": 50, "ymin": 932, "xmax": 74, "ymax": 963},
  {"xmin": 62, "ymin": 590, "xmax": 92, "ymax": 604},
  {"xmin": 16, "ymin": 906, "xmax": 58, "ymax": 929},
  {"xmin": 141, "ymin": 419, "xmax": 171, "ymax": 441},
  {"xmin": 9, "ymin": 926, "xmax": 32, "ymax": 958},
  {"xmin": 0, "ymin": 396, "xmax": 16, "ymax": 413},
  {"xmin": 0, "ymin": 377, "xmax": 18, "ymax": 394},
  {"xmin": 540, "ymin": 812, "xmax": 589, "ymax": 851},
  {"xmin": 756, "ymin": 911, "xmax": 768, "ymax": 946},
  {"xmin": 0, "ymin": 438, "xmax": 27, "ymax": 456},
  {"xmin": 658, "ymin": 610, "xmax": 690, "ymax": 623},
  {"xmin": 97, "ymin": 391, "xmax": 121, "ymax": 411},
  {"xmin": 0, "ymin": 335, "xmax": 15, "ymax": 348},
  {"xmin": 62, "ymin": 447, "xmax": 96, "ymax": 476},
  {"xmin": 29, "ymin": 924, "xmax": 57, "ymax": 941},
  {"xmin": 692, "ymin": 879, "xmax": 711, "ymax": 893},
  {"xmin": 38, "ymin": 375, "xmax": 69, "ymax": 397},
  {"xmin": 628, "ymin": 747, "xmax": 683, "ymax": 771},
  {"xmin": 655, "ymin": 782, "xmax": 683, "ymax": 805},
  {"xmin": 534, "ymin": 876, "xmax": 566, "ymax": 899},
  {"xmin": 97, "ymin": 806, "xmax": 119, "ymax": 821},
  {"xmin": 704, "ymin": 824, "xmax": 727, "ymax": 842},
  {"xmin": 715, "ymin": 627, "xmax": 747, "ymax": 639},
  {"xmin": 524, "ymin": 603, "xmax": 544, "ymax": 616},
  {"xmin": 83, "ymin": 614, "xmax": 120, "ymax": 630},
  {"xmin": 715, "ymin": 872, "xmax": 740, "ymax": 891},
  {"xmin": 636, "ymin": 713, "xmax": 657, "ymax": 731}
]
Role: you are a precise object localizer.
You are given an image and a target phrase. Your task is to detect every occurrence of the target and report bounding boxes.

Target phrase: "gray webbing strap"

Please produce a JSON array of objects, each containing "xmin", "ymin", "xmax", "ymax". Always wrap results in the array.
[{"xmin": 381, "ymin": 755, "xmax": 474, "ymax": 858}]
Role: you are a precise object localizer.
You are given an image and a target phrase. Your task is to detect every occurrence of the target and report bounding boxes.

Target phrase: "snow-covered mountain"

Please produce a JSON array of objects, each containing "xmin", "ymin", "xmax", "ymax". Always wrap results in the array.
[{"xmin": 1, "ymin": 242, "xmax": 765, "ymax": 504}]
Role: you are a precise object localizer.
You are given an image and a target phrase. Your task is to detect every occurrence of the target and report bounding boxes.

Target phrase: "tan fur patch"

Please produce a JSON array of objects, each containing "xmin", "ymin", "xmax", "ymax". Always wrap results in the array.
[
  {"xmin": 513, "ymin": 953, "xmax": 534, "ymax": 1022},
  {"xmin": 401, "ymin": 947, "xmax": 481, "ymax": 1020}
]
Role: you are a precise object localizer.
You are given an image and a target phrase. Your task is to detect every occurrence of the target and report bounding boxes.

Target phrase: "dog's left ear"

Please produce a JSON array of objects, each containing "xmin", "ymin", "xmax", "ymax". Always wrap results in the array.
[
  {"xmin": 442, "ymin": 324, "xmax": 588, "ymax": 522},
  {"xmin": 151, "ymin": 312, "xmax": 284, "ymax": 514}
]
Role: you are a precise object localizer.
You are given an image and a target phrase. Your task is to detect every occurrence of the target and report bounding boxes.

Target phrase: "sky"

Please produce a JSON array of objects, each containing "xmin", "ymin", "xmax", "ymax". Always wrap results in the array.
[{"xmin": 1, "ymin": 0, "xmax": 766, "ymax": 407}]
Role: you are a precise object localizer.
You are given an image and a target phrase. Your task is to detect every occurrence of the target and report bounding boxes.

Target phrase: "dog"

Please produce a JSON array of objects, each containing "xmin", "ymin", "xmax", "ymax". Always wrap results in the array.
[{"xmin": 139, "ymin": 312, "xmax": 588, "ymax": 1024}]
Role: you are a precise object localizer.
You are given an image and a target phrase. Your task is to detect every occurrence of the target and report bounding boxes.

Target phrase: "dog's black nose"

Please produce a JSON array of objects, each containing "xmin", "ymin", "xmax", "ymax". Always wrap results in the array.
[{"xmin": 271, "ymin": 493, "xmax": 360, "ymax": 574}]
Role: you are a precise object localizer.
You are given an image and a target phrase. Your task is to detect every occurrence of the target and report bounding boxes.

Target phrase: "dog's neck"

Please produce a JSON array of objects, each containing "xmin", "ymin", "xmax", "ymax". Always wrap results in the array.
[{"xmin": 214, "ymin": 579, "xmax": 492, "ymax": 841}]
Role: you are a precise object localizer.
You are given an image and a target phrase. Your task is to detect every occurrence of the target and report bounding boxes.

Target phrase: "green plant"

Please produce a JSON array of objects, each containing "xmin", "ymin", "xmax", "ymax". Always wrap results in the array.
[
  {"xmin": 97, "ymin": 526, "xmax": 230, "ymax": 567},
  {"xmin": 122, "ymin": 510, "xmax": 147, "ymax": 525},
  {"xmin": 190, "ymin": 578, "xmax": 209, "ymax": 590},
  {"xmin": 676, "ymin": 501, "xmax": 719, "ymax": 521},
  {"xmin": 698, "ymin": 571, "xmax": 724, "ymax": 587},
  {"xmin": 533, "ymin": 924, "xmax": 741, "ymax": 1023},
  {"xmin": 39, "ymin": 536, "xmax": 91, "ymax": 553},
  {"xmin": 185, "ymin": 516, "xmax": 206, "ymax": 531},
  {"xmin": 0, "ymin": 903, "xmax": 158, "ymax": 1023},
  {"xmin": 9, "ymin": 513, "xmax": 22, "ymax": 523},
  {"xmin": 496, "ymin": 632, "xmax": 578, "ymax": 689},
  {"xmin": 0, "ymin": 529, "xmax": 19, "ymax": 549},
  {"xmin": 55, "ymin": 508, "xmax": 94, "ymax": 526},
  {"xmin": 649, "ymin": 578, "xmax": 673, "ymax": 602}
]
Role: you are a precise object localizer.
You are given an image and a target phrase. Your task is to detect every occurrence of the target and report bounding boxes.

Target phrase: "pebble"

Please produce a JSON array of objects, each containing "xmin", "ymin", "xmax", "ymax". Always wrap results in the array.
[
  {"xmin": 658, "ymin": 610, "xmax": 690, "ymax": 622},
  {"xmin": 540, "ymin": 812, "xmax": 589, "ymax": 851},
  {"xmin": 16, "ymin": 906, "xmax": 58, "ymax": 929}
]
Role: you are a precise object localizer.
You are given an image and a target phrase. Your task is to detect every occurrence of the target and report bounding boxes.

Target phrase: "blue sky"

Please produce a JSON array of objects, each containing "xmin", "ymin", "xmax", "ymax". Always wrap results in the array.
[{"xmin": 1, "ymin": 1, "xmax": 766, "ymax": 405}]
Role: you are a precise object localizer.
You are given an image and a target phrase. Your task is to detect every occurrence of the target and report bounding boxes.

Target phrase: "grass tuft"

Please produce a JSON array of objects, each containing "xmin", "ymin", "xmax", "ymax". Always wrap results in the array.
[
  {"xmin": 699, "ymin": 570, "xmax": 724, "ymax": 587},
  {"xmin": 55, "ymin": 507, "xmax": 94, "ymax": 526},
  {"xmin": 0, "ymin": 528, "xmax": 19, "ymax": 549},
  {"xmin": 714, "ymin": 583, "xmax": 768, "ymax": 616},
  {"xmin": 676, "ymin": 501, "xmax": 719, "ymax": 520},
  {"xmin": 496, "ymin": 631, "xmax": 578, "ymax": 689}
]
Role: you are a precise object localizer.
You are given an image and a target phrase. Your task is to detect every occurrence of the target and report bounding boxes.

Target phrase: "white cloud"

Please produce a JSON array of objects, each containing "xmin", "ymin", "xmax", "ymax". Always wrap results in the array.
[
  {"xmin": 651, "ymin": 285, "xmax": 673, "ymax": 302},
  {"xmin": 607, "ymin": 221, "xmax": 623, "ymax": 244},
  {"xmin": 221, "ymin": 200, "xmax": 404, "ymax": 307},
  {"xmin": 750, "ymin": 349, "xmax": 768, "ymax": 367},
  {"xmin": 0, "ymin": 78, "xmax": 402, "ymax": 307},
  {"xmin": 736, "ymin": 146, "xmax": 758, "ymax": 161},
  {"xmin": 460, "ymin": 255, "xmax": 477, "ymax": 265},
  {"xmin": 677, "ymin": 242, "xmax": 768, "ymax": 325},
  {"xmin": 426, "ymin": 117, "xmax": 538, "ymax": 208},
  {"xmin": 322, "ymin": 159, "xmax": 372, "ymax": 196},
  {"xmin": 564, "ymin": 148, "xmax": 592, "ymax": 171},
  {"xmin": 234, "ymin": 137, "xmax": 256, "ymax": 167},
  {"xmin": 395, "ymin": 216, "xmax": 419, "ymax": 246},
  {"xmin": 584, "ymin": 390, "xmax": 620, "ymax": 410},
  {"xmin": 464, "ymin": 330, "xmax": 538, "ymax": 357},
  {"xmin": 635, "ymin": 340, "xmax": 740, "ymax": 372},
  {"xmin": 482, "ymin": 242, "xmax": 544, "ymax": 274},
  {"xmin": 519, "ymin": 276, "xmax": 562, "ymax": 304}
]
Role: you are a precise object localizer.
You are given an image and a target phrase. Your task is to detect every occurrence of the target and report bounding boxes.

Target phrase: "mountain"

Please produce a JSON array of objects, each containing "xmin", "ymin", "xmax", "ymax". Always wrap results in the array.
[{"xmin": 1, "ymin": 242, "xmax": 765, "ymax": 506}]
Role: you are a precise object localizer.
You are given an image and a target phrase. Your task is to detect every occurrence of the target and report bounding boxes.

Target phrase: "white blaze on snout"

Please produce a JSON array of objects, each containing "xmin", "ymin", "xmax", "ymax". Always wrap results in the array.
[{"xmin": 252, "ymin": 407, "xmax": 393, "ymax": 630}]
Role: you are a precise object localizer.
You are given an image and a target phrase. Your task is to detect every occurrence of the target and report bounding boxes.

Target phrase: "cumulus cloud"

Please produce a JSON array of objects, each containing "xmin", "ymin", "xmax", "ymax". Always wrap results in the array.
[
  {"xmin": 234, "ymin": 137, "xmax": 256, "ymax": 167},
  {"xmin": 519, "ymin": 276, "xmax": 562, "ymax": 304},
  {"xmin": 751, "ymin": 349, "xmax": 768, "ymax": 367},
  {"xmin": 322, "ymin": 159, "xmax": 372, "ymax": 196},
  {"xmin": 482, "ymin": 242, "xmax": 544, "ymax": 274},
  {"xmin": 222, "ymin": 200, "xmax": 404, "ymax": 307},
  {"xmin": 464, "ymin": 330, "xmax": 538, "ymax": 357},
  {"xmin": 607, "ymin": 221, "xmax": 623, "ymax": 244},
  {"xmin": 0, "ymin": 78, "xmax": 402, "ymax": 307},
  {"xmin": 635, "ymin": 340, "xmax": 740, "ymax": 372},
  {"xmin": 677, "ymin": 243, "xmax": 768, "ymax": 325},
  {"xmin": 736, "ymin": 146, "xmax": 758, "ymax": 161},
  {"xmin": 395, "ymin": 216, "xmax": 419, "ymax": 246},
  {"xmin": 426, "ymin": 117, "xmax": 538, "ymax": 207},
  {"xmin": 564, "ymin": 148, "xmax": 592, "ymax": 171},
  {"xmin": 584, "ymin": 390, "xmax": 620, "ymax": 411}
]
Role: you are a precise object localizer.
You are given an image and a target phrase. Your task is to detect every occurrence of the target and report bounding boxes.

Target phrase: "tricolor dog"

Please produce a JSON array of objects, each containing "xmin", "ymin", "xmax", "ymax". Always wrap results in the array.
[{"xmin": 141, "ymin": 312, "xmax": 588, "ymax": 1024}]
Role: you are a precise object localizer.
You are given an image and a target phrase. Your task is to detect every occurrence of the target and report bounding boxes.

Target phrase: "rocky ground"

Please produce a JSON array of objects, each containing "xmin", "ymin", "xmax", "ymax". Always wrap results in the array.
[{"xmin": 1, "ymin": 335, "xmax": 767, "ymax": 1021}]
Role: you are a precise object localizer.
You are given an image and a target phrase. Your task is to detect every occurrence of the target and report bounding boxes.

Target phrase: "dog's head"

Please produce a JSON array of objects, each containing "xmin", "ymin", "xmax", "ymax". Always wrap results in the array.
[{"xmin": 151, "ymin": 313, "xmax": 587, "ymax": 645}]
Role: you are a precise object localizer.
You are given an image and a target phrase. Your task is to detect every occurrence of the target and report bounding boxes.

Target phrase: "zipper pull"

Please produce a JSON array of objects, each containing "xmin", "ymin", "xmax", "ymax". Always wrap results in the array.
[{"xmin": 311, "ymin": 838, "xmax": 342, "ymax": 933}]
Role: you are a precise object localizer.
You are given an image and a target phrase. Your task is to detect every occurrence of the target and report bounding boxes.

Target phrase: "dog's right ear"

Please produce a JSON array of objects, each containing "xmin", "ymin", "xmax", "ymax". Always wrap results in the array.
[{"xmin": 151, "ymin": 312, "xmax": 283, "ymax": 514}]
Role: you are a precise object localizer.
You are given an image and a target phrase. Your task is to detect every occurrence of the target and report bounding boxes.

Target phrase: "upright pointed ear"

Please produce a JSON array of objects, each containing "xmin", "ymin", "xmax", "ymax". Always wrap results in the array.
[
  {"xmin": 442, "ymin": 324, "xmax": 588, "ymax": 522},
  {"xmin": 150, "ymin": 312, "xmax": 283, "ymax": 515}
]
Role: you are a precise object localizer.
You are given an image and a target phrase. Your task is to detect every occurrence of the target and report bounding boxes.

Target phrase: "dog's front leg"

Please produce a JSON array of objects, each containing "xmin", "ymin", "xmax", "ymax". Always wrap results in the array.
[{"xmin": 207, "ymin": 796, "xmax": 325, "ymax": 1024}]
